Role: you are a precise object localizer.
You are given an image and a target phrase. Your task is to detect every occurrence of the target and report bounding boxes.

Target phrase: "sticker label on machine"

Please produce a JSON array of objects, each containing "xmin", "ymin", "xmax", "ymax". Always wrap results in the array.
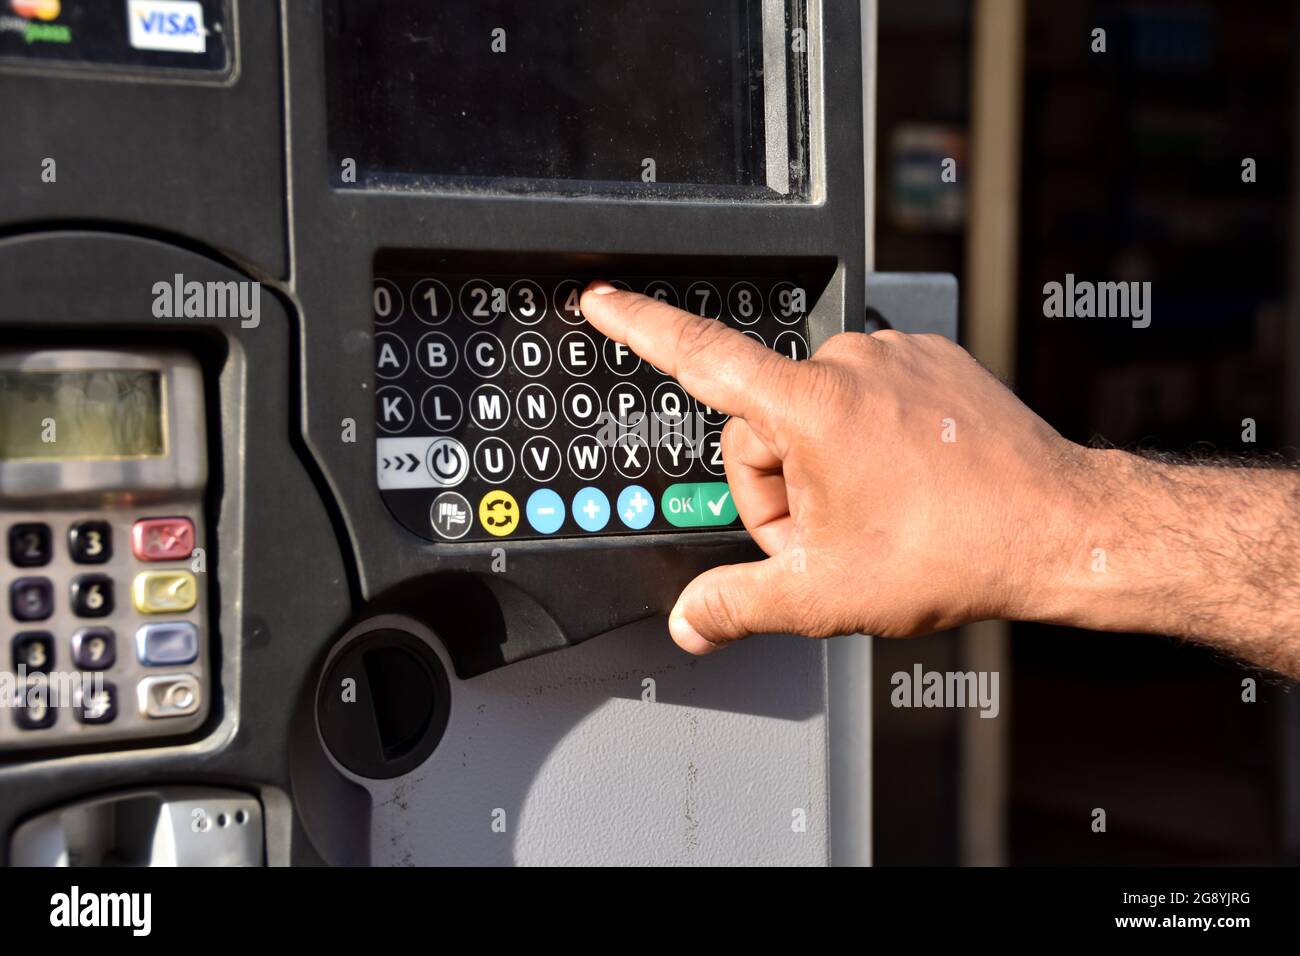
[
  {"xmin": 371, "ymin": 273, "xmax": 815, "ymax": 542},
  {"xmin": 0, "ymin": 0, "xmax": 230, "ymax": 74}
]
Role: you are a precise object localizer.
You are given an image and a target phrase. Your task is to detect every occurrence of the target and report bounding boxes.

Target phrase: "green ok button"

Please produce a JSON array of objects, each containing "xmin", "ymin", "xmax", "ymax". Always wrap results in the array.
[{"xmin": 661, "ymin": 482, "xmax": 738, "ymax": 528}]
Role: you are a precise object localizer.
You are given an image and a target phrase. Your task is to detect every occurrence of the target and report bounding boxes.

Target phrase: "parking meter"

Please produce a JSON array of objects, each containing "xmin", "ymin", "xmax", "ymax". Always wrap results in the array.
[{"xmin": 0, "ymin": 0, "xmax": 882, "ymax": 865}]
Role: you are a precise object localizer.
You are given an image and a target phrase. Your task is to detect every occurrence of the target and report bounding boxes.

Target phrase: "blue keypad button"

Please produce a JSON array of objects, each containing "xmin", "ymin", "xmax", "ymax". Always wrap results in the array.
[
  {"xmin": 616, "ymin": 485, "xmax": 655, "ymax": 530},
  {"xmin": 525, "ymin": 489, "xmax": 566, "ymax": 535},
  {"xmin": 572, "ymin": 487, "xmax": 610, "ymax": 533},
  {"xmin": 135, "ymin": 622, "xmax": 199, "ymax": 666}
]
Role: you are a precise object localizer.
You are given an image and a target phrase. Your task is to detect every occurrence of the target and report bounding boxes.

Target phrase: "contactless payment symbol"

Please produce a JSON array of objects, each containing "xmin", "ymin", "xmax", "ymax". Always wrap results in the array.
[
  {"xmin": 478, "ymin": 490, "xmax": 518, "ymax": 536},
  {"xmin": 617, "ymin": 485, "xmax": 655, "ymax": 530}
]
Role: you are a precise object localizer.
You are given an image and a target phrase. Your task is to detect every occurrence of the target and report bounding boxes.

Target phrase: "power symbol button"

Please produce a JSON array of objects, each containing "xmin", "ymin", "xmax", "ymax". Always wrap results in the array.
[{"xmin": 426, "ymin": 437, "xmax": 469, "ymax": 487}]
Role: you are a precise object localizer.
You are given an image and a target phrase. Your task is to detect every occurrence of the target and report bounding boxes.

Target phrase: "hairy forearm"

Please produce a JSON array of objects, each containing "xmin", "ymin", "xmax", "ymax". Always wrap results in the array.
[{"xmin": 1027, "ymin": 449, "xmax": 1300, "ymax": 677}]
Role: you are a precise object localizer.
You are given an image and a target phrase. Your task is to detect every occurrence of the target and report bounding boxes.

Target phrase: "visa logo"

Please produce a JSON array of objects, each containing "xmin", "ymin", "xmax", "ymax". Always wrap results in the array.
[
  {"xmin": 127, "ymin": 0, "xmax": 206, "ymax": 53},
  {"xmin": 141, "ymin": 12, "xmax": 198, "ymax": 36}
]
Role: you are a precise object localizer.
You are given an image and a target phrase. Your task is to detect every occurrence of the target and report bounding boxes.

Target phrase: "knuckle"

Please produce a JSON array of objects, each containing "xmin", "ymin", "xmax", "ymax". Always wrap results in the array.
[
  {"xmin": 868, "ymin": 327, "xmax": 908, "ymax": 345},
  {"xmin": 674, "ymin": 315, "xmax": 728, "ymax": 367},
  {"xmin": 798, "ymin": 359, "xmax": 855, "ymax": 416},
  {"xmin": 814, "ymin": 331, "xmax": 870, "ymax": 362},
  {"xmin": 698, "ymin": 582, "xmax": 748, "ymax": 639}
]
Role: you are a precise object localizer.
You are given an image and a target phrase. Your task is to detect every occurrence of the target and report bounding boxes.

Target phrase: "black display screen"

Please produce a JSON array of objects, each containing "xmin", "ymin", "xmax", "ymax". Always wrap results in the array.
[{"xmin": 324, "ymin": 1, "xmax": 809, "ymax": 199}]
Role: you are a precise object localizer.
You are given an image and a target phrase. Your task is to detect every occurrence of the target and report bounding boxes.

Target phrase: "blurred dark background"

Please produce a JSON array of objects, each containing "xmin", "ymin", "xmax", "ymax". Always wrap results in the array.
[{"xmin": 872, "ymin": 0, "xmax": 1300, "ymax": 865}]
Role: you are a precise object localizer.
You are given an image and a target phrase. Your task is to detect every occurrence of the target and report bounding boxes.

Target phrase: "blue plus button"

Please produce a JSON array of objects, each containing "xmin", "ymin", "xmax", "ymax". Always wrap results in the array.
[
  {"xmin": 525, "ymin": 488, "xmax": 566, "ymax": 535},
  {"xmin": 616, "ymin": 485, "xmax": 655, "ymax": 530},
  {"xmin": 572, "ymin": 487, "xmax": 610, "ymax": 532}
]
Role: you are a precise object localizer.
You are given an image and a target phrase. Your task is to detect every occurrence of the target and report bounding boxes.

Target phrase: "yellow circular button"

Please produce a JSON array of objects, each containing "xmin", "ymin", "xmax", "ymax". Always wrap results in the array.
[{"xmin": 478, "ymin": 490, "xmax": 519, "ymax": 537}]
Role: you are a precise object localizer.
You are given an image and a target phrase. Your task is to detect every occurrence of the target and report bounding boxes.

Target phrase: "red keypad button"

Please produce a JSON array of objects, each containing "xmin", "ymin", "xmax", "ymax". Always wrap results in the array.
[{"xmin": 131, "ymin": 518, "xmax": 195, "ymax": 562}]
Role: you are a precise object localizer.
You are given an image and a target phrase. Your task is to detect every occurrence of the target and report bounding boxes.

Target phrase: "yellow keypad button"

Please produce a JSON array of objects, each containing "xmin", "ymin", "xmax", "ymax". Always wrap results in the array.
[
  {"xmin": 132, "ymin": 570, "xmax": 198, "ymax": 614},
  {"xmin": 478, "ymin": 490, "xmax": 519, "ymax": 537}
]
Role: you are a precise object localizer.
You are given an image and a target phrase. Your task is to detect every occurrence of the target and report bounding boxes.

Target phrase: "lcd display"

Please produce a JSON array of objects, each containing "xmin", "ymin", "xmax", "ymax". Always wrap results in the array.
[
  {"xmin": 324, "ymin": 0, "xmax": 809, "ymax": 198},
  {"xmin": 0, "ymin": 370, "xmax": 164, "ymax": 460}
]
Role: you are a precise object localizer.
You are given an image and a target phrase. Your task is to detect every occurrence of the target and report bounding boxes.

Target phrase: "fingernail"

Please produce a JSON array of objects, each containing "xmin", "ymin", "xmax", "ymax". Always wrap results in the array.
[
  {"xmin": 669, "ymin": 607, "xmax": 718, "ymax": 655},
  {"xmin": 587, "ymin": 281, "xmax": 619, "ymax": 295}
]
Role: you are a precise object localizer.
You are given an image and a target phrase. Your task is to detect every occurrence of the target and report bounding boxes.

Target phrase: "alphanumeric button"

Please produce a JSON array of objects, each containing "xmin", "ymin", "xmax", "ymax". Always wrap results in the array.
[
  {"xmin": 567, "ymin": 435, "xmax": 607, "ymax": 481},
  {"xmin": 376, "ymin": 385, "xmax": 414, "ymax": 434},
  {"xmin": 642, "ymin": 280, "xmax": 679, "ymax": 308},
  {"xmin": 469, "ymin": 383, "xmax": 511, "ymax": 431},
  {"xmin": 508, "ymin": 279, "xmax": 547, "ymax": 324},
  {"xmin": 71, "ymin": 627, "xmax": 116, "ymax": 671},
  {"xmin": 602, "ymin": 337, "xmax": 641, "ymax": 376},
  {"xmin": 557, "ymin": 330, "xmax": 598, "ymax": 377},
  {"xmin": 773, "ymin": 330, "xmax": 809, "ymax": 361},
  {"xmin": 727, "ymin": 281, "xmax": 764, "ymax": 325},
  {"xmin": 516, "ymin": 383, "xmax": 556, "ymax": 430},
  {"xmin": 651, "ymin": 381, "xmax": 691, "ymax": 425},
  {"xmin": 415, "ymin": 330, "xmax": 459, "ymax": 379},
  {"xmin": 613, "ymin": 434, "xmax": 651, "ymax": 479},
  {"xmin": 461, "ymin": 278, "xmax": 507, "ymax": 325},
  {"xmin": 411, "ymin": 278, "xmax": 453, "ymax": 325},
  {"xmin": 68, "ymin": 520, "xmax": 112, "ymax": 564},
  {"xmin": 8, "ymin": 523, "xmax": 51, "ymax": 568},
  {"xmin": 374, "ymin": 332, "xmax": 409, "ymax": 379},
  {"xmin": 700, "ymin": 430, "xmax": 726, "ymax": 476},
  {"xmin": 553, "ymin": 279, "xmax": 586, "ymax": 324},
  {"xmin": 70, "ymin": 574, "xmax": 114, "ymax": 618},
  {"xmin": 521, "ymin": 436, "xmax": 562, "ymax": 482},
  {"xmin": 465, "ymin": 331, "xmax": 507, "ymax": 377},
  {"xmin": 685, "ymin": 281, "xmax": 722, "ymax": 319},
  {"xmin": 770, "ymin": 281, "xmax": 807, "ymax": 324},
  {"xmin": 656, "ymin": 432, "xmax": 694, "ymax": 478},
  {"xmin": 562, "ymin": 382, "xmax": 602, "ymax": 429},
  {"xmin": 14, "ymin": 683, "xmax": 56, "ymax": 730},
  {"xmin": 372, "ymin": 278, "xmax": 403, "ymax": 325},
  {"xmin": 607, "ymin": 382, "xmax": 647, "ymax": 428},
  {"xmin": 75, "ymin": 680, "xmax": 118, "ymax": 725},
  {"xmin": 512, "ymin": 330, "xmax": 552, "ymax": 378},
  {"xmin": 420, "ymin": 385, "xmax": 463, "ymax": 433},
  {"xmin": 13, "ymin": 631, "xmax": 54, "ymax": 673},
  {"xmin": 10, "ymin": 577, "xmax": 53, "ymax": 622},
  {"xmin": 473, "ymin": 437, "xmax": 515, "ymax": 484}
]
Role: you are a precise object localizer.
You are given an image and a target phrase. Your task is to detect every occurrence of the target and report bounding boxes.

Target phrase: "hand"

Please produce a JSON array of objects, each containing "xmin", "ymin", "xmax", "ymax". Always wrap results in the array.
[{"xmin": 580, "ymin": 282, "xmax": 1092, "ymax": 655}]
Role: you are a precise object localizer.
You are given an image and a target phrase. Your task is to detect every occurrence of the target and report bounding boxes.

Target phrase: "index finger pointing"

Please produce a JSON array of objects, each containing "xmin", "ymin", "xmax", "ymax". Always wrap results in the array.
[{"xmin": 580, "ymin": 281, "xmax": 801, "ymax": 427}]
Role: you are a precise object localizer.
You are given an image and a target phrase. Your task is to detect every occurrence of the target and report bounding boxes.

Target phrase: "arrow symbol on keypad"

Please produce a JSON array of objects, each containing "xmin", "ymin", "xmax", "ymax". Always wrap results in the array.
[{"xmin": 404, "ymin": 453, "xmax": 419, "ymax": 472}]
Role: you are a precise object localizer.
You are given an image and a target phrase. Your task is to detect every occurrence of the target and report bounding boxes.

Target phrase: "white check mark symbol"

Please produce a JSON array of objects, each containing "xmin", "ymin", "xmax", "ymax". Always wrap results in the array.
[{"xmin": 705, "ymin": 490, "xmax": 731, "ymax": 516}]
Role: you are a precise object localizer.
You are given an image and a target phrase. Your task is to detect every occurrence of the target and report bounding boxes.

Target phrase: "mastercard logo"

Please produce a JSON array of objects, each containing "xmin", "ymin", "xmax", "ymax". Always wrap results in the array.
[{"xmin": 11, "ymin": 0, "xmax": 61, "ymax": 21}]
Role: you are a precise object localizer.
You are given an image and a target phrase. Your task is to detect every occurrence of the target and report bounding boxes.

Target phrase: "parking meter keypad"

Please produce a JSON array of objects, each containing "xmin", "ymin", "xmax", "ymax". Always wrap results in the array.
[{"xmin": 373, "ymin": 274, "xmax": 811, "ymax": 541}]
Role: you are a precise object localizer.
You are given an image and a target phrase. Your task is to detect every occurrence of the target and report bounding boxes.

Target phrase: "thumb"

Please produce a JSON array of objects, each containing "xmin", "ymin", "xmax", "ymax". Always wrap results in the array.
[{"xmin": 669, "ymin": 557, "xmax": 803, "ymax": 655}]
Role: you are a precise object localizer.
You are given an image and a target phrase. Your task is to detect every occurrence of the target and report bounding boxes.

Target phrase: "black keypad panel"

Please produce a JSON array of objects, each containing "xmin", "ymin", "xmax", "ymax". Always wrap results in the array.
[{"xmin": 373, "ymin": 274, "xmax": 813, "ymax": 542}]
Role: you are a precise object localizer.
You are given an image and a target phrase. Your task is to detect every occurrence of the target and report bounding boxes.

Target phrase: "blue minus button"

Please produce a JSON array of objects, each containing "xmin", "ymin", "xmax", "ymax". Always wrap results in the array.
[
  {"xmin": 136, "ymin": 622, "xmax": 198, "ymax": 666},
  {"xmin": 526, "ymin": 488, "xmax": 566, "ymax": 535}
]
